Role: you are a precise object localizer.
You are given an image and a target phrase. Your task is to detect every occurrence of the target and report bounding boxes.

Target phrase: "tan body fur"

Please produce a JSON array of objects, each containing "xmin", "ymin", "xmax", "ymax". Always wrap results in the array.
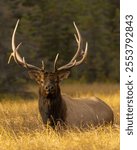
[{"xmin": 62, "ymin": 95, "xmax": 114, "ymax": 127}]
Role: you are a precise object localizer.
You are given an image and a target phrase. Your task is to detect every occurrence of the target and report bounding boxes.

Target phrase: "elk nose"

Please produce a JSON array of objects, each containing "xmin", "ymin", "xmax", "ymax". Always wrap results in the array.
[{"xmin": 45, "ymin": 84, "xmax": 54, "ymax": 92}]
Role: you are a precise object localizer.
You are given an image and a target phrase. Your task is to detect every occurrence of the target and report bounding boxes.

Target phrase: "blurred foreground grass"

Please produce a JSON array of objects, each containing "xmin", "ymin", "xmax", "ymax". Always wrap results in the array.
[{"xmin": 0, "ymin": 83, "xmax": 119, "ymax": 150}]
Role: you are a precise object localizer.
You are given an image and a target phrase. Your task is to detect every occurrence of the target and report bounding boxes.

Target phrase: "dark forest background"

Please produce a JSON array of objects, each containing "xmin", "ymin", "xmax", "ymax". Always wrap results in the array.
[{"xmin": 0, "ymin": 0, "xmax": 119, "ymax": 93}]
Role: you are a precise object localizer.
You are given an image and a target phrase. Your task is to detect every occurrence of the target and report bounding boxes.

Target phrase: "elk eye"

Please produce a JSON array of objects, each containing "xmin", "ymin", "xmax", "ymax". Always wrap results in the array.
[{"xmin": 41, "ymin": 80, "xmax": 44, "ymax": 85}]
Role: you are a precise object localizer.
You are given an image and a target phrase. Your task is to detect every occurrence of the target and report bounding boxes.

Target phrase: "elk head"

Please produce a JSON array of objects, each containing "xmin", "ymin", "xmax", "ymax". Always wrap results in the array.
[{"xmin": 8, "ymin": 20, "xmax": 88, "ymax": 98}]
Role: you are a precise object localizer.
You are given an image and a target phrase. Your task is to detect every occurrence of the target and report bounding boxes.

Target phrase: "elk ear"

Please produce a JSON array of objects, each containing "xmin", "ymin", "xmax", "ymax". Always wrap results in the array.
[
  {"xmin": 28, "ymin": 70, "xmax": 42, "ymax": 84},
  {"xmin": 58, "ymin": 70, "xmax": 70, "ymax": 81}
]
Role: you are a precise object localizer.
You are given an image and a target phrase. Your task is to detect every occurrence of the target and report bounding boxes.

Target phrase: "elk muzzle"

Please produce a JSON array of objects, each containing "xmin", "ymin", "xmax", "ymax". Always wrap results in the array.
[{"xmin": 44, "ymin": 83, "xmax": 56, "ymax": 95}]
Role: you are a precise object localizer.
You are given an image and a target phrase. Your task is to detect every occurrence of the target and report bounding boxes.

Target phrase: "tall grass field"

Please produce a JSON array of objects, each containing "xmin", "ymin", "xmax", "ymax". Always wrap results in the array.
[{"xmin": 0, "ymin": 83, "xmax": 119, "ymax": 150}]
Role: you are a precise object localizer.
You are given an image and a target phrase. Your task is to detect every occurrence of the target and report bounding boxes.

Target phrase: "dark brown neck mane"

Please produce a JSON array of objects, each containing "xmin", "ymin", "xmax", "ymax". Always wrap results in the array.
[{"xmin": 39, "ymin": 85, "xmax": 66, "ymax": 128}]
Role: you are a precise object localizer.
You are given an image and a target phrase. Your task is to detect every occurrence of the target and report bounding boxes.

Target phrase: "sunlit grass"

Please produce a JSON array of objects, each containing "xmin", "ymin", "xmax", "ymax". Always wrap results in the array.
[{"xmin": 0, "ymin": 83, "xmax": 119, "ymax": 150}]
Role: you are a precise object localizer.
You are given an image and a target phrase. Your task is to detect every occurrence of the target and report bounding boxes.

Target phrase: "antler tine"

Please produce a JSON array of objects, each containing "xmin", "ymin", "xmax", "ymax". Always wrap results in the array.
[
  {"xmin": 70, "ymin": 22, "xmax": 81, "ymax": 63},
  {"xmin": 57, "ymin": 22, "xmax": 88, "ymax": 71},
  {"xmin": 12, "ymin": 19, "xmax": 20, "ymax": 51},
  {"xmin": 8, "ymin": 43, "xmax": 21, "ymax": 64},
  {"xmin": 8, "ymin": 19, "xmax": 41, "ymax": 70},
  {"xmin": 41, "ymin": 60, "xmax": 45, "ymax": 70},
  {"xmin": 8, "ymin": 20, "xmax": 21, "ymax": 64},
  {"xmin": 53, "ymin": 53, "xmax": 59, "ymax": 72},
  {"xmin": 74, "ymin": 42, "xmax": 88, "ymax": 66},
  {"xmin": 8, "ymin": 42, "xmax": 22, "ymax": 64}
]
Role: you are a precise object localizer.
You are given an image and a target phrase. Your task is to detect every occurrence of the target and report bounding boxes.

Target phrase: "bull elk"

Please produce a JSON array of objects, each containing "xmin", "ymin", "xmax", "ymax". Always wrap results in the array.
[{"xmin": 8, "ymin": 20, "xmax": 114, "ymax": 128}]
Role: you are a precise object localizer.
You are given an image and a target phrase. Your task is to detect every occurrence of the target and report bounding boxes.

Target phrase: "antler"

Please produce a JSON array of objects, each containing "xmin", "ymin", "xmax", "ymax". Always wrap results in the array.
[
  {"xmin": 53, "ymin": 22, "xmax": 88, "ymax": 72},
  {"xmin": 8, "ymin": 20, "xmax": 41, "ymax": 71},
  {"xmin": 9, "ymin": 20, "xmax": 88, "ymax": 73}
]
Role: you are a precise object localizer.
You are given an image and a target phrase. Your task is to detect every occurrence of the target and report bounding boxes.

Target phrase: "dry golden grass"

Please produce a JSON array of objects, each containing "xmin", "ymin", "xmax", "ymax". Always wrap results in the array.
[{"xmin": 0, "ymin": 83, "xmax": 119, "ymax": 150}]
